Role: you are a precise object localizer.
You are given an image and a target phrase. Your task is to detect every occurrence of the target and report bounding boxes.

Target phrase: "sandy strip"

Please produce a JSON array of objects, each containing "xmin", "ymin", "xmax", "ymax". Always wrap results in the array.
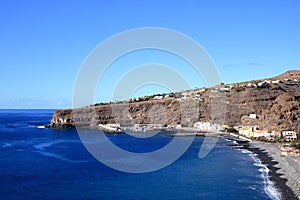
[{"xmin": 250, "ymin": 142, "xmax": 300, "ymax": 200}]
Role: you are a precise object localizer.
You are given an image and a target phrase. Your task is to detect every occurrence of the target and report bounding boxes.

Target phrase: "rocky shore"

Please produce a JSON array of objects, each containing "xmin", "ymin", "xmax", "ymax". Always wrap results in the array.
[{"xmin": 250, "ymin": 142, "xmax": 300, "ymax": 200}]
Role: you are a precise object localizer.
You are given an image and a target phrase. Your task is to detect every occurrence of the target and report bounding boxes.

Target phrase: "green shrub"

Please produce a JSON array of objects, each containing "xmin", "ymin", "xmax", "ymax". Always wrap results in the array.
[{"xmin": 225, "ymin": 127, "xmax": 238, "ymax": 133}]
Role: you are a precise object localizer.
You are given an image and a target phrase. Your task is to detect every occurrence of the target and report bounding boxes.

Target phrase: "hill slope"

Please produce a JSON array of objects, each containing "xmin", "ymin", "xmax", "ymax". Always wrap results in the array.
[{"xmin": 48, "ymin": 70, "xmax": 300, "ymax": 133}]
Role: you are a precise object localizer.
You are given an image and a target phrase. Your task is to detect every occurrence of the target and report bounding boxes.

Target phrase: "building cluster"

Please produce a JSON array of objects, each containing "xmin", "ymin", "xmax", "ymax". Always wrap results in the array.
[
  {"xmin": 128, "ymin": 88, "xmax": 207, "ymax": 103},
  {"xmin": 216, "ymin": 80, "xmax": 274, "ymax": 93},
  {"xmin": 144, "ymin": 88, "xmax": 208, "ymax": 102},
  {"xmin": 115, "ymin": 77, "xmax": 299, "ymax": 143},
  {"xmin": 179, "ymin": 88, "xmax": 206, "ymax": 101},
  {"xmin": 235, "ymin": 125, "xmax": 297, "ymax": 141},
  {"xmin": 192, "ymin": 120, "xmax": 298, "ymax": 143},
  {"xmin": 128, "ymin": 76, "xmax": 300, "ymax": 103},
  {"xmin": 217, "ymin": 78, "xmax": 299, "ymax": 92},
  {"xmin": 193, "ymin": 120, "xmax": 298, "ymax": 142}
]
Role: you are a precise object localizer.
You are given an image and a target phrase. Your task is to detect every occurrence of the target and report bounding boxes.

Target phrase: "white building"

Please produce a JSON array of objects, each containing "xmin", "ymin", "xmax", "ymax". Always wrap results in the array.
[
  {"xmin": 257, "ymin": 81, "xmax": 269, "ymax": 88},
  {"xmin": 282, "ymin": 131, "xmax": 297, "ymax": 140},
  {"xmin": 249, "ymin": 114, "xmax": 257, "ymax": 119},
  {"xmin": 181, "ymin": 92, "xmax": 192, "ymax": 100},
  {"xmin": 252, "ymin": 130, "xmax": 271, "ymax": 138},
  {"xmin": 271, "ymin": 80, "xmax": 280, "ymax": 84},
  {"xmin": 271, "ymin": 131, "xmax": 281, "ymax": 138},
  {"xmin": 247, "ymin": 83, "xmax": 257, "ymax": 88},
  {"xmin": 194, "ymin": 122, "xmax": 222, "ymax": 131},
  {"xmin": 220, "ymin": 87, "xmax": 230, "ymax": 92},
  {"xmin": 153, "ymin": 95, "xmax": 163, "ymax": 100},
  {"xmin": 194, "ymin": 122, "xmax": 211, "ymax": 131}
]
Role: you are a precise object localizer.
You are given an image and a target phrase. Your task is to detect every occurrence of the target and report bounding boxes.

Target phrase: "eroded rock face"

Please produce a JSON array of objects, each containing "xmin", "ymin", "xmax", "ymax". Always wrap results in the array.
[
  {"xmin": 47, "ymin": 109, "xmax": 75, "ymax": 128},
  {"xmin": 259, "ymin": 93, "xmax": 300, "ymax": 133},
  {"xmin": 47, "ymin": 99, "xmax": 199, "ymax": 128},
  {"xmin": 47, "ymin": 70, "xmax": 300, "ymax": 132}
]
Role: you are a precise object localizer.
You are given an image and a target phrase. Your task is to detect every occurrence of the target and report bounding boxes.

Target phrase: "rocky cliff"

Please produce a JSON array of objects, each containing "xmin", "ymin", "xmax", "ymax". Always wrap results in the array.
[{"xmin": 47, "ymin": 70, "xmax": 300, "ymax": 133}]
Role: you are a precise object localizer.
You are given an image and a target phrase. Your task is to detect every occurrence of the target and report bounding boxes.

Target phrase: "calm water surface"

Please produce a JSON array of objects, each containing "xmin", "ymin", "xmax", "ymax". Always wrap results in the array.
[{"xmin": 0, "ymin": 110, "xmax": 277, "ymax": 199}]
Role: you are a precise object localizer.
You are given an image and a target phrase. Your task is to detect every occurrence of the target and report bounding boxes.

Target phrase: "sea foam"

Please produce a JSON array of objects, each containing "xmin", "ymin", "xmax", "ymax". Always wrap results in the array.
[
  {"xmin": 33, "ymin": 140, "xmax": 79, "ymax": 150},
  {"xmin": 36, "ymin": 151, "xmax": 87, "ymax": 163},
  {"xmin": 249, "ymin": 152, "xmax": 281, "ymax": 200},
  {"xmin": 2, "ymin": 143, "xmax": 12, "ymax": 148},
  {"xmin": 34, "ymin": 140, "xmax": 87, "ymax": 163}
]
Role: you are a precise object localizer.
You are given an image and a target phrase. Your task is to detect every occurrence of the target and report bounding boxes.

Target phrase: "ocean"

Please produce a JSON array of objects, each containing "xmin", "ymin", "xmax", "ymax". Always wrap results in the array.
[{"xmin": 0, "ymin": 109, "xmax": 280, "ymax": 200}]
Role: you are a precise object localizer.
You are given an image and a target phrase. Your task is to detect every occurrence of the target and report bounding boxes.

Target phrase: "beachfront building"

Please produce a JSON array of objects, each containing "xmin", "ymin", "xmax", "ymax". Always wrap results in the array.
[
  {"xmin": 194, "ymin": 122, "xmax": 210, "ymax": 131},
  {"xmin": 253, "ymin": 130, "xmax": 271, "ymax": 139},
  {"xmin": 271, "ymin": 131, "xmax": 281, "ymax": 138},
  {"xmin": 253, "ymin": 130, "xmax": 264, "ymax": 138},
  {"xmin": 106, "ymin": 123, "xmax": 121, "ymax": 128},
  {"xmin": 282, "ymin": 131, "xmax": 297, "ymax": 141},
  {"xmin": 238, "ymin": 127, "xmax": 253, "ymax": 137},
  {"xmin": 194, "ymin": 122, "xmax": 223, "ymax": 132},
  {"xmin": 210, "ymin": 124, "xmax": 223, "ymax": 131},
  {"xmin": 238, "ymin": 125, "xmax": 259, "ymax": 138}
]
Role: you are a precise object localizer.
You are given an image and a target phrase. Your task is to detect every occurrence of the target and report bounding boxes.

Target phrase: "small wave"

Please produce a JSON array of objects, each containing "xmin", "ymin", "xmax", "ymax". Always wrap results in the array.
[
  {"xmin": 241, "ymin": 149, "xmax": 252, "ymax": 154},
  {"xmin": 2, "ymin": 143, "xmax": 12, "ymax": 148},
  {"xmin": 36, "ymin": 151, "xmax": 87, "ymax": 163},
  {"xmin": 249, "ymin": 152, "xmax": 281, "ymax": 200},
  {"xmin": 28, "ymin": 125, "xmax": 46, "ymax": 129},
  {"xmin": 249, "ymin": 185, "xmax": 257, "ymax": 191},
  {"xmin": 258, "ymin": 166, "xmax": 270, "ymax": 174},
  {"xmin": 33, "ymin": 140, "xmax": 79, "ymax": 151},
  {"xmin": 225, "ymin": 139, "xmax": 232, "ymax": 142},
  {"xmin": 33, "ymin": 140, "xmax": 87, "ymax": 163},
  {"xmin": 265, "ymin": 181, "xmax": 281, "ymax": 200},
  {"xmin": 2, "ymin": 140, "xmax": 33, "ymax": 148}
]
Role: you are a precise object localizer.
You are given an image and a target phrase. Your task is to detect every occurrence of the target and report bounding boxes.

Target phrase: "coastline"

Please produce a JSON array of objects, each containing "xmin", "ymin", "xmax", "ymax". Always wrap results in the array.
[{"xmin": 249, "ymin": 142, "xmax": 300, "ymax": 200}]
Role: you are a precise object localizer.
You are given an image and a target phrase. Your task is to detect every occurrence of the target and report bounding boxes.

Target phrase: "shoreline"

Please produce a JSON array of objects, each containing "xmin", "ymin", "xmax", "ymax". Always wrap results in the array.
[{"xmin": 248, "ymin": 142, "xmax": 300, "ymax": 200}]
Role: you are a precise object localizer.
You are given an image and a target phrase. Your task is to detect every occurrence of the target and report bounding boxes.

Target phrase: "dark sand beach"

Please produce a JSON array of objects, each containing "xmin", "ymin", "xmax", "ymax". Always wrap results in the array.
[{"xmin": 249, "ymin": 142, "xmax": 300, "ymax": 200}]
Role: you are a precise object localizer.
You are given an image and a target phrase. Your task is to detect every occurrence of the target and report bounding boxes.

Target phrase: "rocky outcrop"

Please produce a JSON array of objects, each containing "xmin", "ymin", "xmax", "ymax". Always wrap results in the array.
[{"xmin": 47, "ymin": 70, "xmax": 300, "ymax": 133}]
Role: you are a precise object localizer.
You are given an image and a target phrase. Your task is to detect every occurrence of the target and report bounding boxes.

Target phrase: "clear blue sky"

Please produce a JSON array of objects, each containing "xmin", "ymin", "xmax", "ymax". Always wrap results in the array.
[{"xmin": 1, "ymin": 0, "xmax": 299, "ymax": 109}]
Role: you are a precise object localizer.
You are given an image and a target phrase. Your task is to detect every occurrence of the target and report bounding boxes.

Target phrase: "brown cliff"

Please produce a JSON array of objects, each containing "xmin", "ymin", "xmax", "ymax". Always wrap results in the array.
[{"xmin": 47, "ymin": 70, "xmax": 300, "ymax": 133}]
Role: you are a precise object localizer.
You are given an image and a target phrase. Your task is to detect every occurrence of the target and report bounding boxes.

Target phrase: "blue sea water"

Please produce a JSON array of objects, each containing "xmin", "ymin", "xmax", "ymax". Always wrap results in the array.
[{"xmin": 0, "ymin": 109, "xmax": 279, "ymax": 200}]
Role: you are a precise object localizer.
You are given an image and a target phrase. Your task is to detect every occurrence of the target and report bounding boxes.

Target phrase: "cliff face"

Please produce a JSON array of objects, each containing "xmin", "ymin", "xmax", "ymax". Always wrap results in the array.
[
  {"xmin": 259, "ymin": 93, "xmax": 300, "ymax": 132},
  {"xmin": 49, "ymin": 99, "xmax": 200, "ymax": 128},
  {"xmin": 48, "ymin": 70, "xmax": 300, "ymax": 133}
]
